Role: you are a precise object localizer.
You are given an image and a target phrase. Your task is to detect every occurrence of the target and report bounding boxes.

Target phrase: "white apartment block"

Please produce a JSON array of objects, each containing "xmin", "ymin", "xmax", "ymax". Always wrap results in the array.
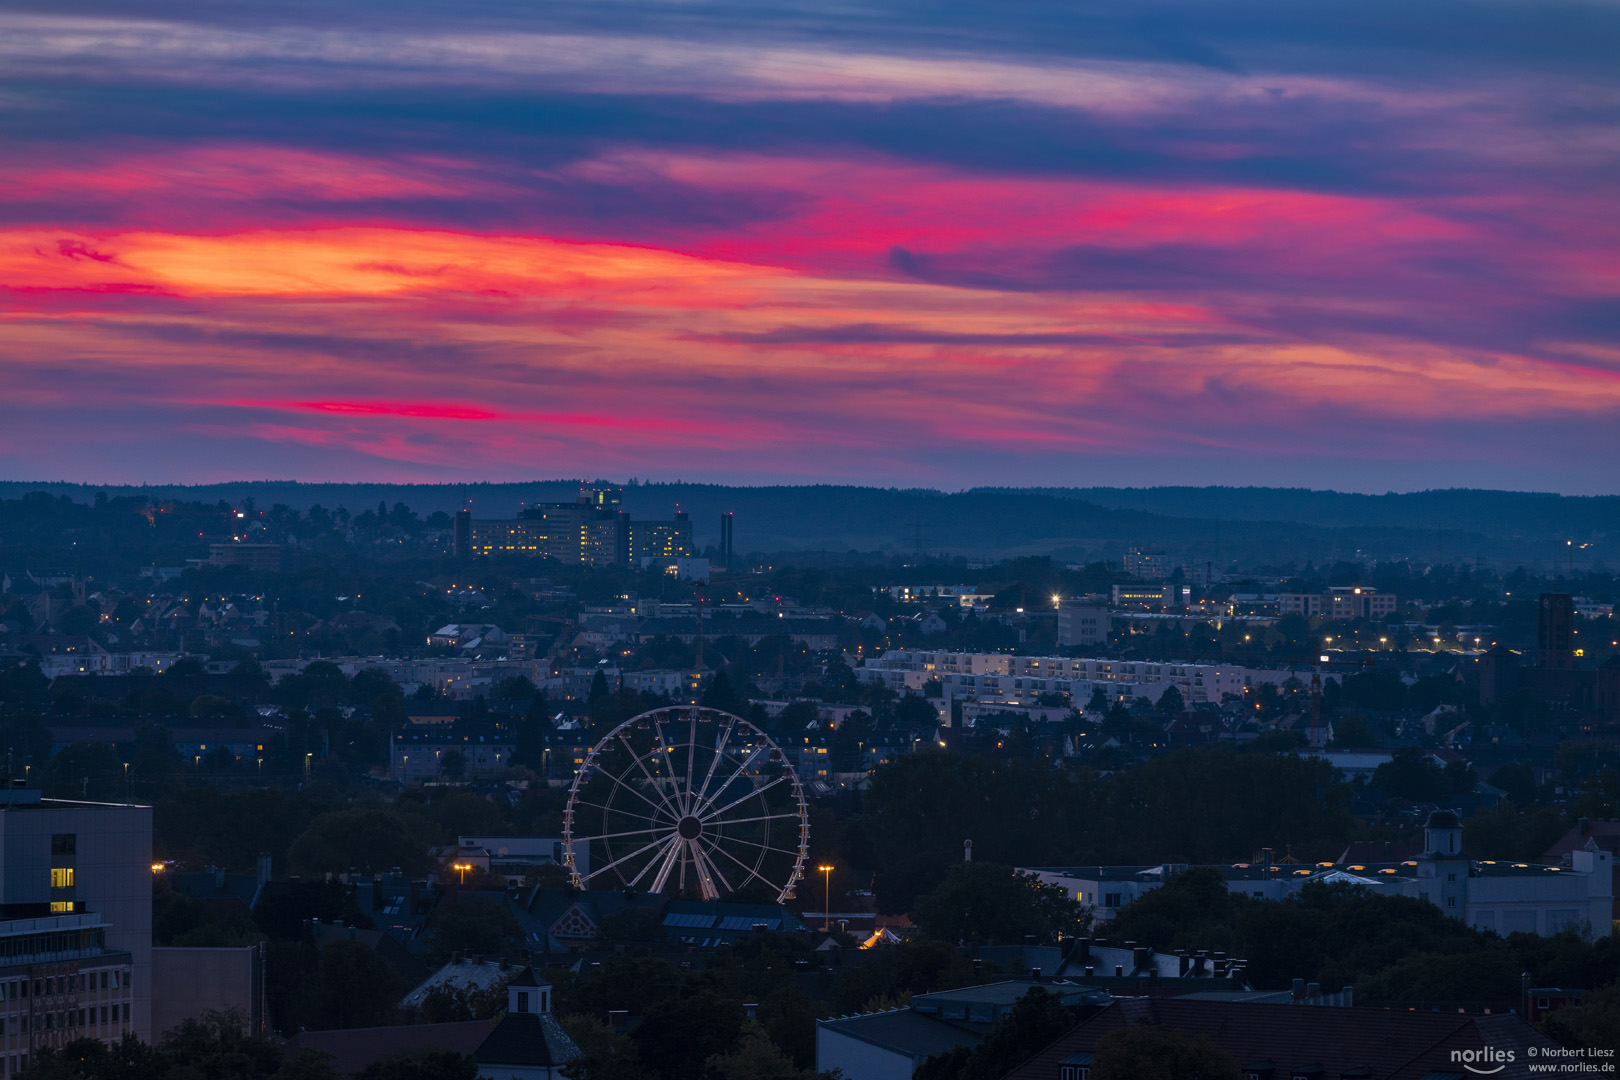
[
  {"xmin": 858, "ymin": 651, "xmax": 1306, "ymax": 707},
  {"xmin": 1057, "ymin": 603, "xmax": 1109, "ymax": 648}
]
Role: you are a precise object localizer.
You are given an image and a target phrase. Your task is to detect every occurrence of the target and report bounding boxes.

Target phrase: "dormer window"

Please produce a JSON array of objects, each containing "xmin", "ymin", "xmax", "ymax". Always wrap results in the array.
[{"xmin": 516, "ymin": 991, "xmax": 530, "ymax": 1013}]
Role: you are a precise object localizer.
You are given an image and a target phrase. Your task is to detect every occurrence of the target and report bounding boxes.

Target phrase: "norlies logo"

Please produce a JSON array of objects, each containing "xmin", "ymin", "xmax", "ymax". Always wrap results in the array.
[{"xmin": 1453, "ymin": 1047, "xmax": 1517, "ymax": 1075}]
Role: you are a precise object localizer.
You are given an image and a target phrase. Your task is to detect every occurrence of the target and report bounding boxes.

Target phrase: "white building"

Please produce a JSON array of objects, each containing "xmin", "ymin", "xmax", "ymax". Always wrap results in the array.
[
  {"xmin": 858, "ymin": 650, "xmax": 1305, "ymax": 707},
  {"xmin": 1057, "ymin": 603, "xmax": 1109, "ymax": 648},
  {"xmin": 0, "ymin": 784, "xmax": 152, "ymax": 1065},
  {"xmin": 1022, "ymin": 813, "xmax": 1613, "ymax": 938}
]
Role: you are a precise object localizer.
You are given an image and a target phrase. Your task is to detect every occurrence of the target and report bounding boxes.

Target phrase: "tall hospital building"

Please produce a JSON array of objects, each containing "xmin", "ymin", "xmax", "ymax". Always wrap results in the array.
[{"xmin": 0, "ymin": 783, "xmax": 151, "ymax": 1074}]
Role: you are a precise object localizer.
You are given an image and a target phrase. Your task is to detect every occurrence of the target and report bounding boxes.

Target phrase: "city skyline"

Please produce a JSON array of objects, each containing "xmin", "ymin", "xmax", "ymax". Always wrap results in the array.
[{"xmin": 3, "ymin": 1, "xmax": 1620, "ymax": 492}]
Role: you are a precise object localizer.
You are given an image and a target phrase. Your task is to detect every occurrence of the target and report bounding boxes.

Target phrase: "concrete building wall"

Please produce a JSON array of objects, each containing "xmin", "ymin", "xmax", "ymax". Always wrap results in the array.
[
  {"xmin": 1058, "ymin": 604, "xmax": 1109, "ymax": 648},
  {"xmin": 152, "ymin": 946, "xmax": 261, "ymax": 1038}
]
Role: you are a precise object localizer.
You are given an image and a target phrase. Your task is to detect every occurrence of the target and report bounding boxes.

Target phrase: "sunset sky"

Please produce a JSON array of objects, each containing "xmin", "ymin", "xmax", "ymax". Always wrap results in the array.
[{"xmin": 2, "ymin": 1, "xmax": 1618, "ymax": 492}]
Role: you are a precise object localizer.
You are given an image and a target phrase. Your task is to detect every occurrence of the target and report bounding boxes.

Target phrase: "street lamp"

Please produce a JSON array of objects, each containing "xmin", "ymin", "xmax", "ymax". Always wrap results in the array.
[
  {"xmin": 453, "ymin": 862, "xmax": 472, "ymax": 885},
  {"xmin": 817, "ymin": 865, "xmax": 835, "ymax": 933}
]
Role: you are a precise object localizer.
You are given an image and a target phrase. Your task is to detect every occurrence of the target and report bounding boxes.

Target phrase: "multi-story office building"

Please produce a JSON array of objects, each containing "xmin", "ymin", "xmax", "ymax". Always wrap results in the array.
[
  {"xmin": 1111, "ymin": 584, "xmax": 1174, "ymax": 608},
  {"xmin": 630, "ymin": 511, "xmax": 694, "ymax": 560},
  {"xmin": 0, "ymin": 783, "xmax": 151, "ymax": 1070},
  {"xmin": 719, "ymin": 512, "xmax": 734, "ymax": 570},
  {"xmin": 1123, "ymin": 549, "xmax": 1171, "ymax": 580},
  {"xmin": 466, "ymin": 490, "xmax": 695, "ymax": 569},
  {"xmin": 1280, "ymin": 586, "xmax": 1398, "ymax": 620}
]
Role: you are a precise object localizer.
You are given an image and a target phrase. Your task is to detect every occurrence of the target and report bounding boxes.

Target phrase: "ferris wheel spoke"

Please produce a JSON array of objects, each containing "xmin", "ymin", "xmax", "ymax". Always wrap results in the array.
[
  {"xmin": 584, "ymin": 832, "xmax": 677, "ymax": 882},
  {"xmin": 702, "ymin": 811, "xmax": 803, "ymax": 827},
  {"xmin": 710, "ymin": 832, "xmax": 802, "ymax": 859},
  {"xmin": 649, "ymin": 834, "xmax": 685, "ymax": 894},
  {"xmin": 690, "ymin": 714, "xmax": 737, "ymax": 813},
  {"xmin": 589, "ymin": 823, "xmax": 678, "ymax": 842},
  {"xmin": 650, "ymin": 719, "xmax": 686, "ymax": 814},
  {"xmin": 597, "ymin": 775, "xmax": 679, "ymax": 825},
  {"xmin": 618, "ymin": 734, "xmax": 684, "ymax": 821},
  {"xmin": 691, "ymin": 746, "xmax": 765, "ymax": 818},
  {"xmin": 629, "ymin": 833, "xmax": 682, "ymax": 890},
  {"xmin": 691, "ymin": 839, "xmax": 731, "ymax": 899},
  {"xmin": 685, "ymin": 712, "xmax": 699, "ymax": 816},
  {"xmin": 569, "ymin": 794, "xmax": 673, "ymax": 823},
  {"xmin": 701, "ymin": 835, "xmax": 776, "ymax": 891},
  {"xmin": 702, "ymin": 774, "xmax": 786, "ymax": 822}
]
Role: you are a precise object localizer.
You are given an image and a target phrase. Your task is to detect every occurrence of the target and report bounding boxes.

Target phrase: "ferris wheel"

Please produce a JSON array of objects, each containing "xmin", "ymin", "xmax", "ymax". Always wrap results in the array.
[{"xmin": 562, "ymin": 706, "xmax": 809, "ymax": 902}]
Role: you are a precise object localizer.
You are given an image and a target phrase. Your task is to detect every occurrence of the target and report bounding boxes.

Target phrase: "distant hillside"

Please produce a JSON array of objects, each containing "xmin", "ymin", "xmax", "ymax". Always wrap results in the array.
[
  {"xmin": 999, "ymin": 487, "xmax": 1620, "ymax": 541},
  {"xmin": 0, "ymin": 481, "xmax": 1610, "ymax": 570}
]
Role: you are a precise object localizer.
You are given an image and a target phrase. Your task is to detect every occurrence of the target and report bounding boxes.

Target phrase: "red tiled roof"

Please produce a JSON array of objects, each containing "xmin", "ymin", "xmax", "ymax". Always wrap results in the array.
[
  {"xmin": 1543, "ymin": 821, "xmax": 1620, "ymax": 860},
  {"xmin": 285, "ymin": 1020, "xmax": 493, "ymax": 1076}
]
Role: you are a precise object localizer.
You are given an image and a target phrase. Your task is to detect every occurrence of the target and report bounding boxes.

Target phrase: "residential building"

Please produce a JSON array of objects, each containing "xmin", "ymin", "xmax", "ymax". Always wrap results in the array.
[
  {"xmin": 1280, "ymin": 586, "xmax": 1398, "ymax": 620},
  {"xmin": 203, "ymin": 544, "xmax": 282, "ymax": 571},
  {"xmin": 858, "ymin": 651, "xmax": 1304, "ymax": 706},
  {"xmin": 1057, "ymin": 603, "xmax": 1109, "ymax": 648},
  {"xmin": 881, "ymin": 586, "xmax": 990, "ymax": 607},
  {"xmin": 389, "ymin": 732, "xmax": 515, "ymax": 782},
  {"xmin": 427, "ymin": 624, "xmax": 510, "ymax": 650}
]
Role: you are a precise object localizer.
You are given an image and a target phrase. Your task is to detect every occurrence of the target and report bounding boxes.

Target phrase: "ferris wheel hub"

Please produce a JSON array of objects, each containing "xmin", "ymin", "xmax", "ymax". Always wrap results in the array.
[{"xmin": 677, "ymin": 815, "xmax": 703, "ymax": 840}]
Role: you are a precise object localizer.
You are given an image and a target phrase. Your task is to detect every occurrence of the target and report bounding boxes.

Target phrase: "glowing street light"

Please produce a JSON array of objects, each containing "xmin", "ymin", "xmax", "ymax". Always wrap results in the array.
[
  {"xmin": 453, "ymin": 862, "xmax": 473, "ymax": 885},
  {"xmin": 817, "ymin": 865, "xmax": 835, "ymax": 933}
]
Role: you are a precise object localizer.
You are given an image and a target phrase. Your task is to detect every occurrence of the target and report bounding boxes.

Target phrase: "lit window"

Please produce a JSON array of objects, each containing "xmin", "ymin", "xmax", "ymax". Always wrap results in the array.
[{"xmin": 50, "ymin": 868, "xmax": 74, "ymax": 889}]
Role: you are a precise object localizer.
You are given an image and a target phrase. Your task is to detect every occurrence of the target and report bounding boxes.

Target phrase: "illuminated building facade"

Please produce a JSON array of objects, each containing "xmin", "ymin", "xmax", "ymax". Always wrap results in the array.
[
  {"xmin": 466, "ymin": 490, "xmax": 693, "ymax": 569},
  {"xmin": 0, "ymin": 784, "xmax": 151, "ymax": 1066},
  {"xmin": 630, "ymin": 511, "xmax": 694, "ymax": 560}
]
